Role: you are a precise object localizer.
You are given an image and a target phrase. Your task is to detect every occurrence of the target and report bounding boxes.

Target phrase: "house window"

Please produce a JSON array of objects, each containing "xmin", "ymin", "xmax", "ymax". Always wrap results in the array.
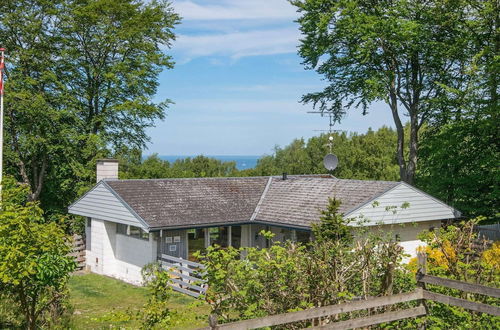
[
  {"xmin": 130, "ymin": 226, "xmax": 149, "ymax": 240},
  {"xmin": 116, "ymin": 224, "xmax": 148, "ymax": 240},
  {"xmin": 117, "ymin": 223, "xmax": 127, "ymax": 235},
  {"xmin": 231, "ymin": 226, "xmax": 242, "ymax": 248},
  {"xmin": 209, "ymin": 227, "xmax": 229, "ymax": 248},
  {"xmin": 296, "ymin": 230, "xmax": 311, "ymax": 244},
  {"xmin": 188, "ymin": 228, "xmax": 205, "ymax": 261}
]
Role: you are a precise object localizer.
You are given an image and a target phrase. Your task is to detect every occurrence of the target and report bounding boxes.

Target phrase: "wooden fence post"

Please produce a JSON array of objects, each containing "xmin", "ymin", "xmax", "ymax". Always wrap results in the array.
[
  {"xmin": 209, "ymin": 314, "xmax": 218, "ymax": 330},
  {"xmin": 416, "ymin": 251, "xmax": 429, "ymax": 329},
  {"xmin": 417, "ymin": 251, "xmax": 427, "ymax": 279}
]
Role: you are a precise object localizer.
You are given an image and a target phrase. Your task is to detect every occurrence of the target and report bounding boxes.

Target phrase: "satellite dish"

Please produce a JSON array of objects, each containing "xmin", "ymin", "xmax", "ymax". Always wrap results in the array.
[{"xmin": 323, "ymin": 153, "xmax": 338, "ymax": 171}]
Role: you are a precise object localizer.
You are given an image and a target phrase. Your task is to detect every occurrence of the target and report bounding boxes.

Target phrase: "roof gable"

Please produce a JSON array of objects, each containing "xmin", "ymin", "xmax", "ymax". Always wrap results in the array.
[
  {"xmin": 68, "ymin": 181, "xmax": 148, "ymax": 230},
  {"xmin": 345, "ymin": 182, "xmax": 461, "ymax": 225}
]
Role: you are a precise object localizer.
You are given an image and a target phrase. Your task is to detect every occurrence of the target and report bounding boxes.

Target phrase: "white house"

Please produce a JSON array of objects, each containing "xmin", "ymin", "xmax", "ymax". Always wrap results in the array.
[{"xmin": 68, "ymin": 159, "xmax": 460, "ymax": 285}]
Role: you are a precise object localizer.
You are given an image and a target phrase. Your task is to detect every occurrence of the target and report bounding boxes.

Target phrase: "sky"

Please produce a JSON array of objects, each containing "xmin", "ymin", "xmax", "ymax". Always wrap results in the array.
[{"xmin": 146, "ymin": 0, "xmax": 394, "ymax": 156}]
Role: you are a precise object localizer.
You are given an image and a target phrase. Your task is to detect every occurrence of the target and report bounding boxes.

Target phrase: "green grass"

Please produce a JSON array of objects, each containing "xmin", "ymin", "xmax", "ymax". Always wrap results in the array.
[{"xmin": 69, "ymin": 273, "xmax": 209, "ymax": 329}]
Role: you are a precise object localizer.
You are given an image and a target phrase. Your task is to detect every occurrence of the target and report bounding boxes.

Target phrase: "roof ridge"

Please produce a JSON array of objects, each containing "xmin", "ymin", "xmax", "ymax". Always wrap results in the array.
[
  {"xmin": 104, "ymin": 174, "xmax": 335, "ymax": 182},
  {"xmin": 104, "ymin": 176, "xmax": 272, "ymax": 182},
  {"xmin": 249, "ymin": 177, "xmax": 273, "ymax": 221}
]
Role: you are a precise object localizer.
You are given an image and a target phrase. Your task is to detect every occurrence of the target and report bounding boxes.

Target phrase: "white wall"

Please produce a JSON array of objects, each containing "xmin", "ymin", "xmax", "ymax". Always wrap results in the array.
[
  {"xmin": 86, "ymin": 218, "xmax": 157, "ymax": 285},
  {"xmin": 364, "ymin": 220, "xmax": 442, "ymax": 260}
]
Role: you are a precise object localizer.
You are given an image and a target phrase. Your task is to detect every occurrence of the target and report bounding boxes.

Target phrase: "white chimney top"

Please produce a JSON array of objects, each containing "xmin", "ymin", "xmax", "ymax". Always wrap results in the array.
[{"xmin": 96, "ymin": 159, "xmax": 119, "ymax": 183}]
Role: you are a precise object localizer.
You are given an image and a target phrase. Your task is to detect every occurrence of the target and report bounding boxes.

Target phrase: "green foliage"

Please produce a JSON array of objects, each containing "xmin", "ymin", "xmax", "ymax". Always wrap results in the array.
[
  {"xmin": 249, "ymin": 127, "xmax": 400, "ymax": 181},
  {"xmin": 140, "ymin": 263, "xmax": 173, "ymax": 329},
  {"xmin": 119, "ymin": 153, "xmax": 239, "ymax": 179},
  {"xmin": 0, "ymin": 0, "xmax": 180, "ymax": 218},
  {"xmin": 417, "ymin": 118, "xmax": 499, "ymax": 221},
  {"xmin": 415, "ymin": 0, "xmax": 499, "ymax": 222},
  {"xmin": 291, "ymin": 0, "xmax": 475, "ymax": 184},
  {"xmin": 0, "ymin": 176, "xmax": 76, "ymax": 329},
  {"xmin": 200, "ymin": 227, "xmax": 414, "ymax": 326},
  {"xmin": 312, "ymin": 197, "xmax": 352, "ymax": 244},
  {"xmin": 415, "ymin": 219, "xmax": 500, "ymax": 328}
]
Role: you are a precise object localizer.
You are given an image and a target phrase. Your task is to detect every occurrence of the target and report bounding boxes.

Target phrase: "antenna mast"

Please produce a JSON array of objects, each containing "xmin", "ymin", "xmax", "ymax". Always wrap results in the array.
[{"xmin": 308, "ymin": 111, "xmax": 344, "ymax": 172}]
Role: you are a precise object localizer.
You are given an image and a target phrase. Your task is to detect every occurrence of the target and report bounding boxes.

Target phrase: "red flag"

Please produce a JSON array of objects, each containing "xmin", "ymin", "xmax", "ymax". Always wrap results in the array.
[{"xmin": 0, "ymin": 48, "xmax": 4, "ymax": 95}]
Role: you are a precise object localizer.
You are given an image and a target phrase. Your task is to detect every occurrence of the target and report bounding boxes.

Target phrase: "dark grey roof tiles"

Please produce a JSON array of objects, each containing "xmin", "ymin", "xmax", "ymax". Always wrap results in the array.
[
  {"xmin": 106, "ymin": 177, "xmax": 269, "ymax": 229},
  {"xmin": 255, "ymin": 177, "xmax": 399, "ymax": 228},
  {"xmin": 103, "ymin": 176, "xmax": 399, "ymax": 229}
]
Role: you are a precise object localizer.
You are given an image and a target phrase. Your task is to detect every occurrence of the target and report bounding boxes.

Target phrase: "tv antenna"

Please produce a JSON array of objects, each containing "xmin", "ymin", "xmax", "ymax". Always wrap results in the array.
[{"xmin": 308, "ymin": 111, "xmax": 345, "ymax": 172}]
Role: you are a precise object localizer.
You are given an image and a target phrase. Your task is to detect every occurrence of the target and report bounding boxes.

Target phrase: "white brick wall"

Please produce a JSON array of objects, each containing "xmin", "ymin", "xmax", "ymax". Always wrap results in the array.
[
  {"xmin": 96, "ymin": 160, "xmax": 119, "ymax": 182},
  {"xmin": 87, "ymin": 218, "xmax": 157, "ymax": 285}
]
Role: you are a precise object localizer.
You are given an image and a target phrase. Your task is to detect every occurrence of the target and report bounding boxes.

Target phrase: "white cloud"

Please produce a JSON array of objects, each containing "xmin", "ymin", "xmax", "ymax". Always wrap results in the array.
[
  {"xmin": 174, "ymin": 0, "xmax": 298, "ymax": 21},
  {"xmin": 174, "ymin": 28, "xmax": 300, "ymax": 59}
]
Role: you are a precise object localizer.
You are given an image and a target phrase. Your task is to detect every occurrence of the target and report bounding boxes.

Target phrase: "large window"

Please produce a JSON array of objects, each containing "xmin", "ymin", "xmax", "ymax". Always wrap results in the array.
[
  {"xmin": 231, "ymin": 226, "xmax": 242, "ymax": 248},
  {"xmin": 116, "ymin": 224, "xmax": 149, "ymax": 240},
  {"xmin": 188, "ymin": 228, "xmax": 205, "ymax": 261},
  {"xmin": 209, "ymin": 227, "xmax": 229, "ymax": 247},
  {"xmin": 296, "ymin": 230, "xmax": 311, "ymax": 244}
]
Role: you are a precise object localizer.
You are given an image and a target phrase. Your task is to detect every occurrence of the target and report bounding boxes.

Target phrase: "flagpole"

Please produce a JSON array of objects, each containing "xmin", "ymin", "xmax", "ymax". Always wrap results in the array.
[{"xmin": 0, "ymin": 48, "xmax": 4, "ymax": 204}]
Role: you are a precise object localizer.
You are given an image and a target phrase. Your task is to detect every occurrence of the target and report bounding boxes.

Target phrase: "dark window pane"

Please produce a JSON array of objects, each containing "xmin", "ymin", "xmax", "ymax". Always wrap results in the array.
[
  {"xmin": 188, "ymin": 228, "xmax": 205, "ymax": 261},
  {"xmin": 231, "ymin": 226, "xmax": 242, "ymax": 248},
  {"xmin": 129, "ymin": 226, "xmax": 148, "ymax": 240},
  {"xmin": 117, "ymin": 223, "xmax": 127, "ymax": 235},
  {"xmin": 129, "ymin": 226, "xmax": 141, "ymax": 237},
  {"xmin": 210, "ymin": 227, "xmax": 228, "ymax": 247},
  {"xmin": 296, "ymin": 230, "xmax": 311, "ymax": 244}
]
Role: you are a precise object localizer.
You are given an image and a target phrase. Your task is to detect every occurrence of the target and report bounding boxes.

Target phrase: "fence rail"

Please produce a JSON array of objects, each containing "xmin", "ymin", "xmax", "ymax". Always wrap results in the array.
[
  {"xmin": 201, "ymin": 252, "xmax": 500, "ymax": 329},
  {"xmin": 159, "ymin": 254, "xmax": 206, "ymax": 298},
  {"xmin": 69, "ymin": 234, "xmax": 85, "ymax": 270}
]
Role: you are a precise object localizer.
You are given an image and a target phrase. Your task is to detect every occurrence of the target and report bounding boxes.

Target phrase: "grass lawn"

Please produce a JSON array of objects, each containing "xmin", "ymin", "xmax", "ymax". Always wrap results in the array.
[{"xmin": 69, "ymin": 273, "xmax": 209, "ymax": 329}]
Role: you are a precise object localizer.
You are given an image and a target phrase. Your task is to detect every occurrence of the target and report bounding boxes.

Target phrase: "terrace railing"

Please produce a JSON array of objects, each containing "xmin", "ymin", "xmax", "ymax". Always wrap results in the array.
[{"xmin": 159, "ymin": 254, "xmax": 207, "ymax": 298}]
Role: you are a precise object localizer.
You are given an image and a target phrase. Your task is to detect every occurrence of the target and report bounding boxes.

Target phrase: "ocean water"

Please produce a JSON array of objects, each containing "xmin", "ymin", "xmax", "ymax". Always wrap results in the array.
[{"xmin": 158, "ymin": 155, "xmax": 260, "ymax": 170}]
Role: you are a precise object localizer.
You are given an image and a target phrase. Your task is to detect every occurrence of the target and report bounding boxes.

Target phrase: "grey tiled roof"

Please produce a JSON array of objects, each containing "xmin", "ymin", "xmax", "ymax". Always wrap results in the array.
[
  {"xmin": 103, "ymin": 176, "xmax": 398, "ymax": 229},
  {"xmin": 106, "ymin": 177, "xmax": 269, "ymax": 229},
  {"xmin": 255, "ymin": 177, "xmax": 399, "ymax": 228}
]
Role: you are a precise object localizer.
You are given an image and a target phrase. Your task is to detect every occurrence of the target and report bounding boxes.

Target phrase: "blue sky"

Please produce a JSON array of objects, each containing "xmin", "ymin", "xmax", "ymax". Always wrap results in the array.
[{"xmin": 146, "ymin": 0, "xmax": 394, "ymax": 156}]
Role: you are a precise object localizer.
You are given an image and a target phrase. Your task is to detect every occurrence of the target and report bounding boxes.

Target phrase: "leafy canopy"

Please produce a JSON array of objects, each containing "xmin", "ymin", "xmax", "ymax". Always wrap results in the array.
[{"xmin": 0, "ymin": 176, "xmax": 76, "ymax": 329}]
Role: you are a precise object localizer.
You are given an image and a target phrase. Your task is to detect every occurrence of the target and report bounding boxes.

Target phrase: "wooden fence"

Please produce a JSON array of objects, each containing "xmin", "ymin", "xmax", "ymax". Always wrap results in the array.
[
  {"xmin": 159, "ymin": 254, "xmax": 207, "ymax": 298},
  {"xmin": 69, "ymin": 234, "xmax": 86, "ymax": 270},
  {"xmin": 201, "ymin": 253, "xmax": 500, "ymax": 329}
]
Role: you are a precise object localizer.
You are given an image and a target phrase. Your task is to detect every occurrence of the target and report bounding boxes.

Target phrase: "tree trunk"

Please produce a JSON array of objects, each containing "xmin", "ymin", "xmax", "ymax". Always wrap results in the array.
[
  {"xmin": 388, "ymin": 88, "xmax": 407, "ymax": 182},
  {"xmin": 406, "ymin": 113, "xmax": 419, "ymax": 185}
]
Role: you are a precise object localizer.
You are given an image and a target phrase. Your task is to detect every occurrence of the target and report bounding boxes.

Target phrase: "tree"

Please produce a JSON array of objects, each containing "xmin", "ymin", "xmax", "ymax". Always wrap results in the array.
[
  {"xmin": 140, "ymin": 263, "xmax": 173, "ymax": 329},
  {"xmin": 250, "ymin": 126, "xmax": 400, "ymax": 181},
  {"xmin": 291, "ymin": 0, "xmax": 470, "ymax": 184},
  {"xmin": 417, "ymin": 119, "xmax": 499, "ymax": 221},
  {"xmin": 416, "ymin": 0, "xmax": 499, "ymax": 221},
  {"xmin": 0, "ymin": 0, "xmax": 180, "ymax": 214},
  {"xmin": 0, "ymin": 176, "xmax": 75, "ymax": 329},
  {"xmin": 312, "ymin": 197, "xmax": 352, "ymax": 244},
  {"xmin": 0, "ymin": 0, "xmax": 71, "ymax": 201}
]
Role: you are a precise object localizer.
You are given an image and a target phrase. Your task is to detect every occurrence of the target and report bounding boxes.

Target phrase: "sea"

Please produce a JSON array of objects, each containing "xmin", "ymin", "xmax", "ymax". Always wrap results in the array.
[{"xmin": 158, "ymin": 155, "xmax": 261, "ymax": 170}]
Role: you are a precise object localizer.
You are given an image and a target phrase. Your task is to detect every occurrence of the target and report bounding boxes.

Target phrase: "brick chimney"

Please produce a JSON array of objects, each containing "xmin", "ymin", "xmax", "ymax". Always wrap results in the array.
[{"xmin": 96, "ymin": 159, "xmax": 119, "ymax": 182}]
